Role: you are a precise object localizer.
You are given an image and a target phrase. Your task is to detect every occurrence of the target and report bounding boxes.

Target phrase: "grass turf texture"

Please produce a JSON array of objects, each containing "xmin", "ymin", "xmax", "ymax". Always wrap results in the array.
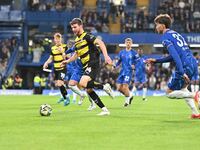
[{"xmin": 0, "ymin": 95, "xmax": 199, "ymax": 150}]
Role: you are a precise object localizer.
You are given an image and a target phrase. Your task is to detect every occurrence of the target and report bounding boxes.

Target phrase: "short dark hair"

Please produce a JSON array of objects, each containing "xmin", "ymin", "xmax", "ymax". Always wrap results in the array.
[
  {"xmin": 70, "ymin": 18, "xmax": 83, "ymax": 25},
  {"xmin": 154, "ymin": 14, "xmax": 172, "ymax": 28},
  {"xmin": 193, "ymin": 52, "xmax": 198, "ymax": 57}
]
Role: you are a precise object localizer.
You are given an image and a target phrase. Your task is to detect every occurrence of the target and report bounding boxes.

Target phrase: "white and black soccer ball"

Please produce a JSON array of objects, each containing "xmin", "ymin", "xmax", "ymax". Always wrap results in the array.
[{"xmin": 40, "ymin": 104, "xmax": 52, "ymax": 116}]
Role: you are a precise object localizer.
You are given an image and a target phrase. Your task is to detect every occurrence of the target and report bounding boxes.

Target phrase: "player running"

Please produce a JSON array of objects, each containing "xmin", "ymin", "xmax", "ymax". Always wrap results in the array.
[
  {"xmin": 113, "ymin": 38, "xmax": 139, "ymax": 107},
  {"xmin": 43, "ymin": 33, "xmax": 70, "ymax": 106},
  {"xmin": 146, "ymin": 14, "xmax": 200, "ymax": 119},
  {"xmin": 132, "ymin": 48, "xmax": 148, "ymax": 101},
  {"xmin": 61, "ymin": 18, "xmax": 114, "ymax": 115}
]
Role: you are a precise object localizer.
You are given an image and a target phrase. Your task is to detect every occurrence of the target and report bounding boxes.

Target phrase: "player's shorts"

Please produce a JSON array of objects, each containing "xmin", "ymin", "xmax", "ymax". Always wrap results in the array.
[
  {"xmin": 117, "ymin": 73, "xmax": 132, "ymax": 84},
  {"xmin": 168, "ymin": 62, "xmax": 197, "ymax": 90},
  {"xmin": 68, "ymin": 70, "xmax": 83, "ymax": 82},
  {"xmin": 134, "ymin": 74, "xmax": 147, "ymax": 84},
  {"xmin": 83, "ymin": 63, "xmax": 99, "ymax": 80},
  {"xmin": 54, "ymin": 69, "xmax": 66, "ymax": 80}
]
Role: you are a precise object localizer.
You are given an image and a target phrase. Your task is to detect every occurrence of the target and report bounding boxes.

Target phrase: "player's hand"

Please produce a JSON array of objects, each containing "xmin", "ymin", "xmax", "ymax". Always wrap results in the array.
[
  {"xmin": 43, "ymin": 63, "xmax": 48, "ymax": 69},
  {"xmin": 183, "ymin": 73, "xmax": 190, "ymax": 85},
  {"xmin": 145, "ymin": 58, "xmax": 156, "ymax": 64},
  {"xmin": 105, "ymin": 55, "xmax": 113, "ymax": 65},
  {"xmin": 60, "ymin": 60, "xmax": 68, "ymax": 67}
]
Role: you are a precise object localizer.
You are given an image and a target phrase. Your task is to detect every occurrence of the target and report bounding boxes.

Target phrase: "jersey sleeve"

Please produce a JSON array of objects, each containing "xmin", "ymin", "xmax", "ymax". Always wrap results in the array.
[
  {"xmin": 65, "ymin": 46, "xmax": 76, "ymax": 54},
  {"xmin": 162, "ymin": 39, "xmax": 184, "ymax": 75},
  {"xmin": 85, "ymin": 33, "xmax": 96, "ymax": 44},
  {"xmin": 115, "ymin": 51, "xmax": 122, "ymax": 67}
]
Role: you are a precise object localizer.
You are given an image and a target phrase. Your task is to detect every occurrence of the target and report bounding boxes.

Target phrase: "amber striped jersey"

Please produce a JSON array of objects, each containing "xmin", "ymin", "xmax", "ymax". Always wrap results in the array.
[
  {"xmin": 74, "ymin": 32, "xmax": 100, "ymax": 69},
  {"xmin": 50, "ymin": 44, "xmax": 67, "ymax": 71}
]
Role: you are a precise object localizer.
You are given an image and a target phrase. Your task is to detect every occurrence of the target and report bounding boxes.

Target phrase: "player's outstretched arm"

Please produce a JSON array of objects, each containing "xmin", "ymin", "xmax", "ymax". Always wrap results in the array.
[
  {"xmin": 94, "ymin": 39, "xmax": 112, "ymax": 65},
  {"xmin": 60, "ymin": 52, "xmax": 78, "ymax": 67},
  {"xmin": 43, "ymin": 56, "xmax": 53, "ymax": 69}
]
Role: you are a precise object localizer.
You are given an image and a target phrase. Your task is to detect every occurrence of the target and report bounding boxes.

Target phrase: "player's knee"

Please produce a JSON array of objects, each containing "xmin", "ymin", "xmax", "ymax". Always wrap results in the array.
[
  {"xmin": 79, "ymin": 81, "xmax": 87, "ymax": 88},
  {"xmin": 68, "ymin": 80, "xmax": 77, "ymax": 86},
  {"xmin": 86, "ymin": 88, "xmax": 93, "ymax": 93}
]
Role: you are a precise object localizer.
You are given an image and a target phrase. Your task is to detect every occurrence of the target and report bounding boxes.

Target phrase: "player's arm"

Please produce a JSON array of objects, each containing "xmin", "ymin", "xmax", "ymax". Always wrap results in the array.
[
  {"xmin": 94, "ymin": 39, "xmax": 112, "ymax": 65},
  {"xmin": 155, "ymin": 55, "xmax": 173, "ymax": 63},
  {"xmin": 65, "ymin": 46, "xmax": 76, "ymax": 54},
  {"xmin": 164, "ymin": 40, "xmax": 184, "ymax": 75},
  {"xmin": 60, "ymin": 52, "xmax": 78, "ymax": 67},
  {"xmin": 43, "ymin": 55, "xmax": 53, "ymax": 69}
]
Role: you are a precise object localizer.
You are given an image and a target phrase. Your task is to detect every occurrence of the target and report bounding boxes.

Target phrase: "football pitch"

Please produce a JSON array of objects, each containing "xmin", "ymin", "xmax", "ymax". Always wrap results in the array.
[{"xmin": 0, "ymin": 95, "xmax": 199, "ymax": 150}]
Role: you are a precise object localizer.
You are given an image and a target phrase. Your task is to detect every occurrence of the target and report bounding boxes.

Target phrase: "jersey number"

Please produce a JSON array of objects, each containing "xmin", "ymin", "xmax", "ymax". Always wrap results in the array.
[
  {"xmin": 125, "ymin": 76, "xmax": 130, "ymax": 81},
  {"xmin": 172, "ymin": 33, "xmax": 188, "ymax": 47}
]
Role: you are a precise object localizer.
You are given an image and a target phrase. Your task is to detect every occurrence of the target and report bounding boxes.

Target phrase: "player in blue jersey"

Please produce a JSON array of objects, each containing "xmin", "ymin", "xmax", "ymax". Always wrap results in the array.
[
  {"xmin": 113, "ymin": 38, "xmax": 139, "ymax": 107},
  {"xmin": 146, "ymin": 14, "xmax": 200, "ymax": 119},
  {"xmin": 132, "ymin": 48, "xmax": 148, "ymax": 101},
  {"xmin": 191, "ymin": 52, "xmax": 199, "ymax": 93}
]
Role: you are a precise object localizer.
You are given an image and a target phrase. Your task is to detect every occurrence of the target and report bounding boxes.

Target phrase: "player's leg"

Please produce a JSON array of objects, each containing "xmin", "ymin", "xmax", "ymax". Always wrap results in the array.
[
  {"xmin": 166, "ymin": 73, "xmax": 200, "ymax": 118},
  {"xmin": 121, "ymin": 84, "xmax": 133, "ymax": 106},
  {"xmin": 79, "ymin": 75, "xmax": 110, "ymax": 115},
  {"xmin": 72, "ymin": 92, "xmax": 77, "ymax": 104},
  {"xmin": 68, "ymin": 79, "xmax": 86, "ymax": 105},
  {"xmin": 167, "ymin": 88, "xmax": 200, "ymax": 118},
  {"xmin": 87, "ymin": 91, "xmax": 96, "ymax": 111},
  {"xmin": 56, "ymin": 80, "xmax": 70, "ymax": 106},
  {"xmin": 80, "ymin": 72, "xmax": 114, "ymax": 99},
  {"xmin": 116, "ymin": 83, "xmax": 125, "ymax": 95},
  {"xmin": 142, "ymin": 83, "xmax": 148, "ymax": 101}
]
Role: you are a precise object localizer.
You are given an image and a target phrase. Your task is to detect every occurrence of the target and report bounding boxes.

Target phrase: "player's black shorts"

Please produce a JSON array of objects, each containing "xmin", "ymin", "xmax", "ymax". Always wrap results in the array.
[
  {"xmin": 54, "ymin": 69, "xmax": 66, "ymax": 80},
  {"xmin": 83, "ymin": 63, "xmax": 99, "ymax": 80}
]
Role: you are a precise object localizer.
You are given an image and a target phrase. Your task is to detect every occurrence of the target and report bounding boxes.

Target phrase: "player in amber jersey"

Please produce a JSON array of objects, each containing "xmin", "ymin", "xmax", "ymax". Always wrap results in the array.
[{"xmin": 43, "ymin": 33, "xmax": 70, "ymax": 106}]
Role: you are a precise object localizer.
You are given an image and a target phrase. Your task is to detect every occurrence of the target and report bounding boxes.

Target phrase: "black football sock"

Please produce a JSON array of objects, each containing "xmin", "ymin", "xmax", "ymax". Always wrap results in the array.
[
  {"xmin": 59, "ymin": 85, "xmax": 67, "ymax": 99},
  {"xmin": 86, "ymin": 81, "xmax": 103, "ymax": 89},
  {"xmin": 87, "ymin": 90, "xmax": 105, "ymax": 108}
]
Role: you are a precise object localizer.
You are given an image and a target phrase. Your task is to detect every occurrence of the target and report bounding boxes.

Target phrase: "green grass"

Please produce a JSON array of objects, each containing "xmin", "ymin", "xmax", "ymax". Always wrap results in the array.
[{"xmin": 0, "ymin": 95, "xmax": 199, "ymax": 150}]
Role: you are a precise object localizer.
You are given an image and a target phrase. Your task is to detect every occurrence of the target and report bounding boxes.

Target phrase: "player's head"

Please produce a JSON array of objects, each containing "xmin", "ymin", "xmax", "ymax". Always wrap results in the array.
[
  {"xmin": 137, "ymin": 48, "xmax": 143, "ymax": 56},
  {"xmin": 125, "ymin": 38, "xmax": 132, "ymax": 50},
  {"xmin": 70, "ymin": 18, "xmax": 83, "ymax": 36},
  {"xmin": 193, "ymin": 52, "xmax": 199, "ymax": 58},
  {"xmin": 53, "ymin": 33, "xmax": 62, "ymax": 45},
  {"xmin": 154, "ymin": 14, "xmax": 172, "ymax": 34}
]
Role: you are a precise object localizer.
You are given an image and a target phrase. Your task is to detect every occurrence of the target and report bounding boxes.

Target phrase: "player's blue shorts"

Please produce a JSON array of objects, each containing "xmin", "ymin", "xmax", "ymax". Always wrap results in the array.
[
  {"xmin": 134, "ymin": 74, "xmax": 147, "ymax": 84},
  {"xmin": 168, "ymin": 62, "xmax": 198, "ymax": 90},
  {"xmin": 117, "ymin": 73, "xmax": 132, "ymax": 84},
  {"xmin": 66, "ymin": 70, "xmax": 83, "ymax": 82}
]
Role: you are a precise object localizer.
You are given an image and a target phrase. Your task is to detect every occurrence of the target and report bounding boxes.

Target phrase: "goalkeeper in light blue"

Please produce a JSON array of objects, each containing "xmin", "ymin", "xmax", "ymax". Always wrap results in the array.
[{"xmin": 146, "ymin": 14, "xmax": 200, "ymax": 119}]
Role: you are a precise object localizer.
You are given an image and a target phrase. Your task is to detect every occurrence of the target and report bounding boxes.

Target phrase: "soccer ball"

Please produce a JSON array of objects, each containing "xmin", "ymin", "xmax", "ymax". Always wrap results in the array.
[{"xmin": 40, "ymin": 104, "xmax": 52, "ymax": 116}]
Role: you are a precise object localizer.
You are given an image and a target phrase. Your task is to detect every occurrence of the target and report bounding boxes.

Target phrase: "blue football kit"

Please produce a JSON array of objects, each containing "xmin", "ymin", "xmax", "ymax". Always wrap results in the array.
[
  {"xmin": 134, "ymin": 56, "xmax": 147, "ymax": 84},
  {"xmin": 155, "ymin": 29, "xmax": 198, "ymax": 90},
  {"xmin": 116, "ymin": 49, "xmax": 139, "ymax": 84}
]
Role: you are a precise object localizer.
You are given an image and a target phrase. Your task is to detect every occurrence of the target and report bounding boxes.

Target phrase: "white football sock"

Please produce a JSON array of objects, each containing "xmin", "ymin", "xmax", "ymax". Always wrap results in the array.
[
  {"xmin": 191, "ymin": 85, "xmax": 195, "ymax": 92},
  {"xmin": 184, "ymin": 98, "xmax": 199, "ymax": 115},
  {"xmin": 68, "ymin": 85, "xmax": 84, "ymax": 97},
  {"xmin": 132, "ymin": 86, "xmax": 136, "ymax": 96},
  {"xmin": 73, "ymin": 92, "xmax": 77, "ymax": 101},
  {"xmin": 167, "ymin": 89, "xmax": 194, "ymax": 99},
  {"xmin": 143, "ymin": 87, "xmax": 147, "ymax": 99},
  {"xmin": 195, "ymin": 85, "xmax": 199, "ymax": 92}
]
